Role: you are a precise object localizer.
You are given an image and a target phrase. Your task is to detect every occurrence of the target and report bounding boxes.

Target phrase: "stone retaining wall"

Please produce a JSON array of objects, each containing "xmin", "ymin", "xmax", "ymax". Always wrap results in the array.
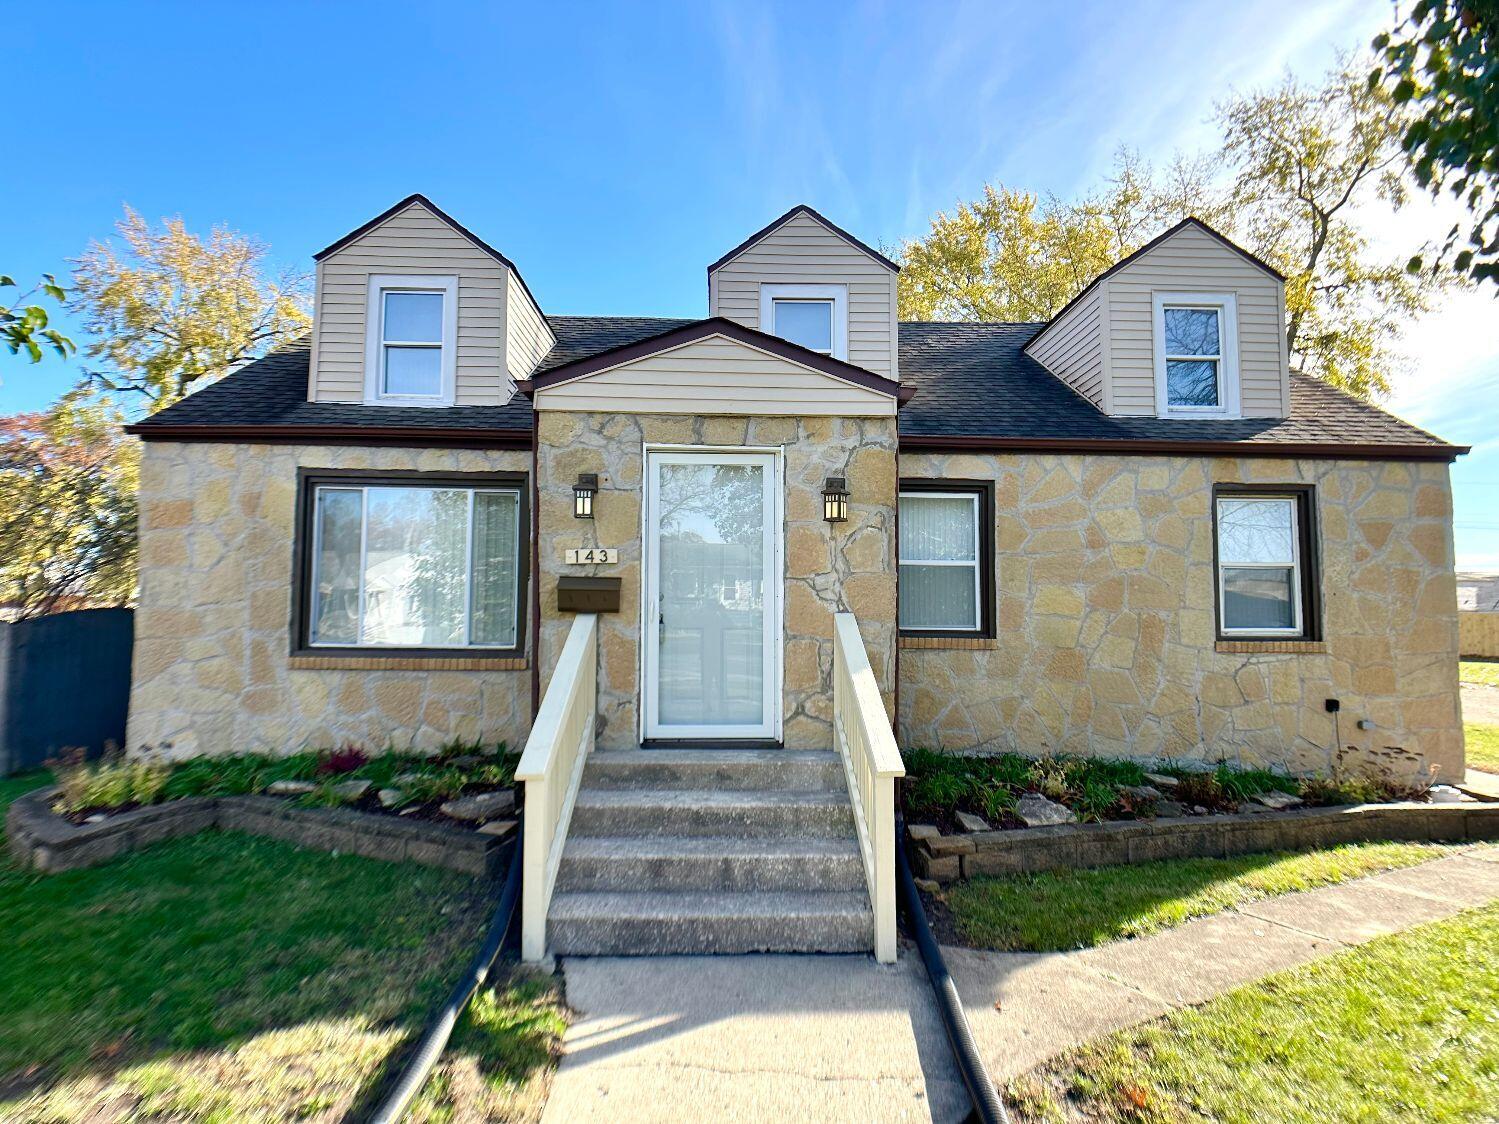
[
  {"xmin": 913, "ymin": 802, "xmax": 1499, "ymax": 882},
  {"xmin": 6, "ymin": 788, "xmax": 509, "ymax": 877}
]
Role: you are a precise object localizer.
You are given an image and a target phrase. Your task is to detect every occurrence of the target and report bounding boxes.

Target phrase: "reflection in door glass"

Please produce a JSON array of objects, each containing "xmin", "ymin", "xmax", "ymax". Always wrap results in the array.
[{"xmin": 657, "ymin": 463, "xmax": 765, "ymax": 727}]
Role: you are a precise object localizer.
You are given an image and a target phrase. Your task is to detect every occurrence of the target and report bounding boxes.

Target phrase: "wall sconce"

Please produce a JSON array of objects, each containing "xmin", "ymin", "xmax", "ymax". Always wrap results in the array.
[
  {"xmin": 822, "ymin": 476, "xmax": 849, "ymax": 523},
  {"xmin": 573, "ymin": 473, "xmax": 598, "ymax": 519}
]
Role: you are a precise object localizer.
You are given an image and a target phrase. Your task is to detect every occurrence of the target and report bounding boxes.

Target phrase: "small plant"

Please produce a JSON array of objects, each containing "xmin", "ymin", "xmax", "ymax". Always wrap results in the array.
[
  {"xmin": 317, "ymin": 745, "xmax": 369, "ymax": 776},
  {"xmin": 51, "ymin": 748, "xmax": 172, "ymax": 814}
]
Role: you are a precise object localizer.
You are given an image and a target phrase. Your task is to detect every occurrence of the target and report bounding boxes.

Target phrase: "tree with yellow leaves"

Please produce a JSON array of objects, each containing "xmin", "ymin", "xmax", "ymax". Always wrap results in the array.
[{"xmin": 70, "ymin": 207, "xmax": 310, "ymax": 410}]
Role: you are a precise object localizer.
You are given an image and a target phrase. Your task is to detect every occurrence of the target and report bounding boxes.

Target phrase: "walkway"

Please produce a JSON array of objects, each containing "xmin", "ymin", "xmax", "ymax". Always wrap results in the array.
[{"xmin": 543, "ymin": 846, "xmax": 1498, "ymax": 1122}]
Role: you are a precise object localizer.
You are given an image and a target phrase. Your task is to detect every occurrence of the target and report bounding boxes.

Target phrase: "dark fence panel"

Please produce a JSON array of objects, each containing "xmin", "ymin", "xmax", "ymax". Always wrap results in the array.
[{"xmin": 0, "ymin": 608, "xmax": 134, "ymax": 775}]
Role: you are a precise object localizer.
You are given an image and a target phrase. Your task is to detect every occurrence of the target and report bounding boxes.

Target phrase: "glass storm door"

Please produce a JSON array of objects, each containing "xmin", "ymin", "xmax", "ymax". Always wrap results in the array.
[{"xmin": 644, "ymin": 450, "xmax": 778, "ymax": 741}]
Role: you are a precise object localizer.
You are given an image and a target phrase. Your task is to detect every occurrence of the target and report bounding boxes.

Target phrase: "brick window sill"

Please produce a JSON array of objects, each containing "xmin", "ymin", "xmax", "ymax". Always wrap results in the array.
[
  {"xmin": 899, "ymin": 636, "xmax": 1000, "ymax": 650},
  {"xmin": 1215, "ymin": 640, "xmax": 1326, "ymax": 655},
  {"xmin": 288, "ymin": 655, "xmax": 529, "ymax": 671}
]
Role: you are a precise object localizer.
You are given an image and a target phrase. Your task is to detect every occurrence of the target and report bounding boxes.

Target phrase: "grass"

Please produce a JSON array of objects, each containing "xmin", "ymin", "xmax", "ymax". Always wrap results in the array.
[
  {"xmin": 942, "ymin": 841, "xmax": 1454, "ymax": 951},
  {"xmin": 1460, "ymin": 659, "xmax": 1499, "ymax": 688},
  {"xmin": 1007, "ymin": 903, "xmax": 1499, "ymax": 1123},
  {"xmin": 0, "ymin": 770, "xmax": 563, "ymax": 1122},
  {"xmin": 1467, "ymin": 722, "xmax": 1499, "ymax": 774}
]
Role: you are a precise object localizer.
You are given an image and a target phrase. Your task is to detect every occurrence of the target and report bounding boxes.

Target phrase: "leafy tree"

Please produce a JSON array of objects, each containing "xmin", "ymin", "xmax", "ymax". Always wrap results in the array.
[
  {"xmin": 898, "ymin": 60, "xmax": 1457, "ymax": 399},
  {"xmin": 0, "ymin": 387, "xmax": 138, "ymax": 618},
  {"xmin": 70, "ymin": 206, "xmax": 310, "ymax": 410},
  {"xmin": 1, "ymin": 273, "xmax": 74, "ymax": 364},
  {"xmin": 1374, "ymin": 0, "xmax": 1499, "ymax": 284}
]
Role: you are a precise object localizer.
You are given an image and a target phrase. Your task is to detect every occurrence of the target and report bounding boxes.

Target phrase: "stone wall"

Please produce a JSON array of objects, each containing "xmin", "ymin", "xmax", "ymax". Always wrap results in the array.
[
  {"xmin": 897, "ymin": 452, "xmax": 1464, "ymax": 782},
  {"xmin": 127, "ymin": 442, "xmax": 533, "ymax": 759},
  {"xmin": 536, "ymin": 413, "xmax": 897, "ymax": 749}
]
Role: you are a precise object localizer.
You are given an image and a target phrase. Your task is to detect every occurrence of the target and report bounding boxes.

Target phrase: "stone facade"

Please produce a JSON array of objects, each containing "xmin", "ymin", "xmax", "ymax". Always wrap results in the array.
[
  {"xmin": 126, "ymin": 442, "xmax": 533, "ymax": 759},
  {"xmin": 536, "ymin": 412, "xmax": 897, "ymax": 749},
  {"xmin": 897, "ymin": 452, "xmax": 1464, "ymax": 782}
]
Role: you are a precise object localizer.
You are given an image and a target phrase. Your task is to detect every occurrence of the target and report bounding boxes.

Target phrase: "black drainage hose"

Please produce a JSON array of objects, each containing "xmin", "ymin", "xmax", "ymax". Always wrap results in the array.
[
  {"xmin": 896, "ymin": 810, "xmax": 1009, "ymax": 1124},
  {"xmin": 367, "ymin": 815, "xmax": 525, "ymax": 1124}
]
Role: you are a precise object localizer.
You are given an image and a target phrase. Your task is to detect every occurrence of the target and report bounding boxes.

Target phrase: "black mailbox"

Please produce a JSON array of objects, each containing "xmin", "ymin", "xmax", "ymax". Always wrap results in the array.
[{"xmin": 556, "ymin": 576, "xmax": 622, "ymax": 613}]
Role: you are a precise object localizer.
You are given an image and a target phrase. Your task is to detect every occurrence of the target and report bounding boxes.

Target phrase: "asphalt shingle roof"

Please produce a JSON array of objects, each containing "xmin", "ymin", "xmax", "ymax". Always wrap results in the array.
[{"xmin": 132, "ymin": 316, "xmax": 1456, "ymax": 454}]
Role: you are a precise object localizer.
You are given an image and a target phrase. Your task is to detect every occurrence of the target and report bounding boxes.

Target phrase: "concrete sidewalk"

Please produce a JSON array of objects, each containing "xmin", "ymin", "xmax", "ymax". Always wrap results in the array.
[{"xmin": 543, "ymin": 846, "xmax": 1498, "ymax": 1122}]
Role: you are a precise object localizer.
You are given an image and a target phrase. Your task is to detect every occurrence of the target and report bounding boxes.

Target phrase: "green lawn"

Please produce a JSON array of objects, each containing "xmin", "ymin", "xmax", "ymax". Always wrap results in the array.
[
  {"xmin": 0, "ymin": 771, "xmax": 562, "ymax": 1123},
  {"xmin": 1460, "ymin": 660, "xmax": 1499, "ymax": 688},
  {"xmin": 942, "ymin": 841, "xmax": 1454, "ymax": 951},
  {"xmin": 1467, "ymin": 722, "xmax": 1499, "ymax": 774},
  {"xmin": 1008, "ymin": 904, "xmax": 1499, "ymax": 1123}
]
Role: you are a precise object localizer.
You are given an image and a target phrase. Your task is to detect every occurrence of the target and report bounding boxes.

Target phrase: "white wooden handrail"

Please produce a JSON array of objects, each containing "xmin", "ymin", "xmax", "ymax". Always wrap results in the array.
[
  {"xmin": 517, "ymin": 613, "xmax": 598, "ymax": 962},
  {"xmin": 832, "ymin": 612, "xmax": 905, "ymax": 963}
]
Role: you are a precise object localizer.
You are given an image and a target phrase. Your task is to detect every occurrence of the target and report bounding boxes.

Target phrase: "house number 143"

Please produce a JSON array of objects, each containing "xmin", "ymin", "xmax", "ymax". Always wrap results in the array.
[{"xmin": 565, "ymin": 547, "xmax": 617, "ymax": 564}]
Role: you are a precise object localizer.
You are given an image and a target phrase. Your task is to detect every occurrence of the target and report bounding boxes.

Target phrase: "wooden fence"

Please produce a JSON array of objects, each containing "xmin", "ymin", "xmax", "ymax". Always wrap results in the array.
[{"xmin": 1460, "ymin": 611, "xmax": 1499, "ymax": 659}]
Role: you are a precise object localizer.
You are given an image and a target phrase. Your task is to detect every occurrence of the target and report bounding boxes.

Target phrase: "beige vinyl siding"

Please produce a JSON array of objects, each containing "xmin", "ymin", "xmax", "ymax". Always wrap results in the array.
[
  {"xmin": 505, "ymin": 269, "xmax": 554, "ymax": 381},
  {"xmin": 310, "ymin": 200, "xmax": 510, "ymax": 406},
  {"xmin": 1106, "ymin": 224, "xmax": 1288, "ymax": 418},
  {"xmin": 533, "ymin": 334, "xmax": 895, "ymax": 416},
  {"xmin": 1025, "ymin": 283, "xmax": 1105, "ymax": 408},
  {"xmin": 710, "ymin": 211, "xmax": 899, "ymax": 380}
]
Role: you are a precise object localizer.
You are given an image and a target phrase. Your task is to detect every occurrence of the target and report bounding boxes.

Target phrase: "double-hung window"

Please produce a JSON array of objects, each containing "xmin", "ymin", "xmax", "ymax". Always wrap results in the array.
[
  {"xmin": 365, "ymin": 275, "xmax": 458, "ymax": 405},
  {"xmin": 898, "ymin": 481, "xmax": 994, "ymax": 636},
  {"xmin": 760, "ymin": 283, "xmax": 848, "ymax": 360},
  {"xmin": 1214, "ymin": 487, "xmax": 1318, "ymax": 638},
  {"xmin": 1154, "ymin": 292, "xmax": 1239, "ymax": 417},
  {"xmin": 298, "ymin": 473, "xmax": 526, "ymax": 655}
]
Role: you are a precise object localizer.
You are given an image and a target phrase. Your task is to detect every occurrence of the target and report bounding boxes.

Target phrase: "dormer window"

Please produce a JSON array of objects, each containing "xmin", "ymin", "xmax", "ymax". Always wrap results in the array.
[
  {"xmin": 365, "ymin": 274, "xmax": 458, "ymax": 406},
  {"xmin": 760, "ymin": 283, "xmax": 848, "ymax": 360},
  {"xmin": 1154, "ymin": 292, "xmax": 1239, "ymax": 418}
]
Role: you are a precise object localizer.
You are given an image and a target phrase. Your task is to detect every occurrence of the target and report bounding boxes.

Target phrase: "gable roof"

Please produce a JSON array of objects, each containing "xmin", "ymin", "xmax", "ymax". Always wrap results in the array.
[
  {"xmin": 130, "ymin": 317, "xmax": 1461, "ymax": 461},
  {"xmin": 311, "ymin": 193, "xmax": 551, "ymax": 339},
  {"xmin": 706, "ymin": 204, "xmax": 901, "ymax": 274},
  {"xmin": 523, "ymin": 316, "xmax": 911, "ymax": 400},
  {"xmin": 1024, "ymin": 217, "xmax": 1285, "ymax": 358}
]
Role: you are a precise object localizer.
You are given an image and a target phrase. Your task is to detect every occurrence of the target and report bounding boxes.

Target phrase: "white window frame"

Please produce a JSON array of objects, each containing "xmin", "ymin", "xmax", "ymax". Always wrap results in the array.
[
  {"xmin": 897, "ymin": 490, "xmax": 983, "ymax": 633},
  {"xmin": 364, "ymin": 274, "xmax": 459, "ymax": 406},
  {"xmin": 308, "ymin": 482, "xmax": 522, "ymax": 650},
  {"xmin": 1154, "ymin": 291, "xmax": 1240, "ymax": 419},
  {"xmin": 1215, "ymin": 494, "xmax": 1303, "ymax": 637},
  {"xmin": 760, "ymin": 283, "xmax": 848, "ymax": 361}
]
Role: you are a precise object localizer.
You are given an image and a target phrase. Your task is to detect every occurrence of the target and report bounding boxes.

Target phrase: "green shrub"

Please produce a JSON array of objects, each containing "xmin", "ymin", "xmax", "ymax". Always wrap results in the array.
[{"xmin": 53, "ymin": 754, "xmax": 172, "ymax": 813}]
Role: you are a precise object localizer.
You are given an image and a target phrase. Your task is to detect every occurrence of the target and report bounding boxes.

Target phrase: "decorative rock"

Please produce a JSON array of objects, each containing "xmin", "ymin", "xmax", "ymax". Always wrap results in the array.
[
  {"xmin": 476, "ymin": 818, "xmax": 517, "ymax": 839},
  {"xmin": 1191, "ymin": 805, "xmax": 1208, "ymax": 815},
  {"xmin": 378, "ymin": 788, "xmax": 404, "ymax": 808},
  {"xmin": 446, "ymin": 754, "xmax": 486, "ymax": 769},
  {"xmin": 439, "ymin": 789, "xmax": 516, "ymax": 822},
  {"xmin": 333, "ymin": 779, "xmax": 372, "ymax": 802},
  {"xmin": 1428, "ymin": 785, "xmax": 1465, "ymax": 804},
  {"xmin": 1240, "ymin": 801, "xmax": 1274, "ymax": 813},
  {"xmin": 1252, "ymin": 790, "xmax": 1304, "ymax": 810},
  {"xmin": 85, "ymin": 813, "xmax": 108, "ymax": 824},
  {"xmin": 1120, "ymin": 784, "xmax": 1163, "ymax": 802},
  {"xmin": 1143, "ymin": 773, "xmax": 1180, "ymax": 789},
  {"xmin": 907, "ymin": 824, "xmax": 941, "ymax": 842},
  {"xmin": 914, "ymin": 877, "xmax": 941, "ymax": 894},
  {"xmin": 955, "ymin": 810, "xmax": 991, "ymax": 833},
  {"xmin": 266, "ymin": 780, "xmax": 315, "ymax": 796},
  {"xmin": 394, "ymin": 772, "xmax": 426, "ymax": 786},
  {"xmin": 1015, "ymin": 793, "xmax": 1077, "ymax": 827},
  {"xmin": 1155, "ymin": 800, "xmax": 1188, "ymax": 817}
]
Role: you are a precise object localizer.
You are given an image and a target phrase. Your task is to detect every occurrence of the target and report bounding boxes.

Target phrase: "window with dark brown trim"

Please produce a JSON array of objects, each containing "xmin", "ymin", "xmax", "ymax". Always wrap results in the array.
[
  {"xmin": 1211, "ymin": 484, "xmax": 1321, "ymax": 641},
  {"xmin": 897, "ymin": 478, "xmax": 995, "ymax": 638},
  {"xmin": 291, "ymin": 469, "xmax": 529, "ymax": 659}
]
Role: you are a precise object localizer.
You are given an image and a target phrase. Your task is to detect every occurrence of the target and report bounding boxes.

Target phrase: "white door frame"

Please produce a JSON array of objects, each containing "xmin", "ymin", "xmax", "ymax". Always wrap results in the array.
[{"xmin": 640, "ymin": 445, "xmax": 783, "ymax": 742}]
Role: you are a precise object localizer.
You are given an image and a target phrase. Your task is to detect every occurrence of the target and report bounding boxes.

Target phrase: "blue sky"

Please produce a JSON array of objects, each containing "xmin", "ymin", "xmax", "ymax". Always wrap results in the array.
[{"xmin": 4, "ymin": 0, "xmax": 1495, "ymax": 563}]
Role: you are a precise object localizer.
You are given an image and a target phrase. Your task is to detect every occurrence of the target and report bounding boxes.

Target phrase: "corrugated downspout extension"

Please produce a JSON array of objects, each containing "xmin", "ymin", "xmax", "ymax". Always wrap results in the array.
[
  {"xmin": 367, "ymin": 816, "xmax": 525, "ymax": 1124},
  {"xmin": 896, "ymin": 810, "xmax": 1009, "ymax": 1124}
]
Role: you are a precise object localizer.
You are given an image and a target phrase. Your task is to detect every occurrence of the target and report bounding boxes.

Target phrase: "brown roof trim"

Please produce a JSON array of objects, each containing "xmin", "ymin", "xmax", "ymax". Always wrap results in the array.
[
  {"xmin": 1023, "ymin": 217, "xmax": 1286, "ymax": 358},
  {"xmin": 898, "ymin": 433, "xmax": 1467, "ymax": 462},
  {"xmin": 311, "ymin": 193, "xmax": 552, "ymax": 345},
  {"xmin": 706, "ymin": 204, "xmax": 900, "ymax": 274},
  {"xmin": 125, "ymin": 422, "xmax": 534, "ymax": 450},
  {"xmin": 524, "ymin": 316, "xmax": 905, "ymax": 399}
]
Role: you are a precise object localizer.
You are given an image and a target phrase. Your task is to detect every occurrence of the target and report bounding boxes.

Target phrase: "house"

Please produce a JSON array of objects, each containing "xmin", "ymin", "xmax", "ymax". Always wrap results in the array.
[{"xmin": 124, "ymin": 195, "xmax": 1466, "ymax": 960}]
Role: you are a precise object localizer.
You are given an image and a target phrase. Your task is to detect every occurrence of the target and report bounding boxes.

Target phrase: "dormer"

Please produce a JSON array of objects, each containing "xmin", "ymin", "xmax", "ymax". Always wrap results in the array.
[
  {"xmin": 306, "ymin": 194, "xmax": 553, "ymax": 407},
  {"xmin": 1025, "ymin": 218, "xmax": 1289, "ymax": 419},
  {"xmin": 707, "ymin": 205, "xmax": 901, "ymax": 381}
]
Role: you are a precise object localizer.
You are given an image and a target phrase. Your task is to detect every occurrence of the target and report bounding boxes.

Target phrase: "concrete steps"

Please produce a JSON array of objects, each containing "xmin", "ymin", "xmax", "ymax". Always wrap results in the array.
[{"xmin": 548, "ymin": 748, "xmax": 873, "ymax": 956}]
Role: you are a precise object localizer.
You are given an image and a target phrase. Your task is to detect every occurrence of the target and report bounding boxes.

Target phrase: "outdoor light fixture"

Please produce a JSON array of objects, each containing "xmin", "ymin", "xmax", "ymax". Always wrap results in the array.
[
  {"xmin": 573, "ymin": 473, "xmax": 598, "ymax": 519},
  {"xmin": 822, "ymin": 476, "xmax": 849, "ymax": 523}
]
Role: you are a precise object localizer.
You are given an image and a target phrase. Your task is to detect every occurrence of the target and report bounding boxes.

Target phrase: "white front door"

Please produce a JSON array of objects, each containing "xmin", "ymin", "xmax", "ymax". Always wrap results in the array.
[{"xmin": 643, "ymin": 449, "xmax": 780, "ymax": 741}]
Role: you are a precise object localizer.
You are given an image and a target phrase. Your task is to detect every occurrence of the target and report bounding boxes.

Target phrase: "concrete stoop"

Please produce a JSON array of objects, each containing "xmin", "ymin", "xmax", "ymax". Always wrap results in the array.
[{"xmin": 548, "ymin": 749, "xmax": 874, "ymax": 955}]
